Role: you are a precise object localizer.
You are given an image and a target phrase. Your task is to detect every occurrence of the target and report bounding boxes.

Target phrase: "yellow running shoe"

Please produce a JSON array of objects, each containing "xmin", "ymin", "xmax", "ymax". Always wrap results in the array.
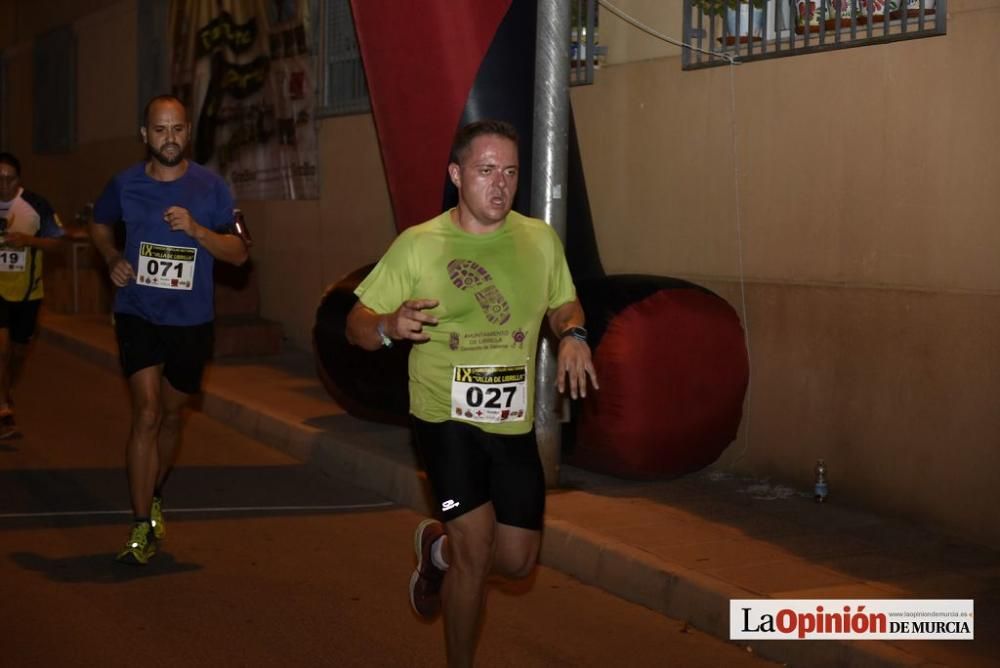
[
  {"xmin": 150, "ymin": 496, "xmax": 166, "ymax": 540},
  {"xmin": 116, "ymin": 522, "xmax": 157, "ymax": 565}
]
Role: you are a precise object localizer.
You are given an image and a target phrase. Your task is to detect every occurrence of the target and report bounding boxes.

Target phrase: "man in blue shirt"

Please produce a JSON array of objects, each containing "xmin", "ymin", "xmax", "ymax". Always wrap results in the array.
[{"xmin": 90, "ymin": 95, "xmax": 249, "ymax": 564}]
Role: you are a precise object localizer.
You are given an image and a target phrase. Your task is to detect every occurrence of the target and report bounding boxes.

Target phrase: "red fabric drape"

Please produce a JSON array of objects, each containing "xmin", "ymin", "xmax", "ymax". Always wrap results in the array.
[{"xmin": 349, "ymin": 0, "xmax": 512, "ymax": 231}]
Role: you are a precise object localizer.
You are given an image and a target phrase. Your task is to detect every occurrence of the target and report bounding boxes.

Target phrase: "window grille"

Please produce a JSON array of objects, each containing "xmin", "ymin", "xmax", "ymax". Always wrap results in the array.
[
  {"xmin": 0, "ymin": 57, "xmax": 7, "ymax": 149},
  {"xmin": 316, "ymin": 0, "xmax": 601, "ymax": 113},
  {"xmin": 571, "ymin": 0, "xmax": 606, "ymax": 86},
  {"xmin": 33, "ymin": 26, "xmax": 77, "ymax": 153},
  {"xmin": 682, "ymin": 0, "xmax": 946, "ymax": 70},
  {"xmin": 317, "ymin": 0, "xmax": 369, "ymax": 117},
  {"xmin": 137, "ymin": 0, "xmax": 170, "ymax": 127}
]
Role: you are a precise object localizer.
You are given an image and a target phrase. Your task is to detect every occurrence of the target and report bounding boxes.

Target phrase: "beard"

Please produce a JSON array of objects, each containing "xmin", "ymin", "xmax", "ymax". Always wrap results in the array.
[{"xmin": 147, "ymin": 142, "xmax": 185, "ymax": 167}]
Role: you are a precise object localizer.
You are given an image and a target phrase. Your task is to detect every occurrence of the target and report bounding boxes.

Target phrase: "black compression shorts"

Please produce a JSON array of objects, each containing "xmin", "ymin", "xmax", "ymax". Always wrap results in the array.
[
  {"xmin": 0, "ymin": 298, "xmax": 41, "ymax": 344},
  {"xmin": 114, "ymin": 312, "xmax": 214, "ymax": 395},
  {"xmin": 411, "ymin": 417, "xmax": 545, "ymax": 530}
]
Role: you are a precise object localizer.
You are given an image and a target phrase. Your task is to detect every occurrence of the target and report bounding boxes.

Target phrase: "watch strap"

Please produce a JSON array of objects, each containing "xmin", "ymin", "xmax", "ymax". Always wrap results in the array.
[
  {"xmin": 559, "ymin": 326, "xmax": 588, "ymax": 343},
  {"xmin": 376, "ymin": 319, "xmax": 393, "ymax": 348}
]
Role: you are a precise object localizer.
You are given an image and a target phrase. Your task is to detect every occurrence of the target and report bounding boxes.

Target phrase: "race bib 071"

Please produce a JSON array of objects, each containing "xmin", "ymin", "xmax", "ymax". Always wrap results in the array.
[
  {"xmin": 137, "ymin": 242, "xmax": 197, "ymax": 290},
  {"xmin": 451, "ymin": 364, "xmax": 528, "ymax": 424}
]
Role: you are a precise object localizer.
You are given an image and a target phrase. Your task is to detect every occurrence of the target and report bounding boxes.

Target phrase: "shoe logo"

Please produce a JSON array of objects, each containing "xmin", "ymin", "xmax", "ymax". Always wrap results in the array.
[
  {"xmin": 441, "ymin": 499, "xmax": 460, "ymax": 512},
  {"xmin": 446, "ymin": 259, "xmax": 511, "ymax": 325}
]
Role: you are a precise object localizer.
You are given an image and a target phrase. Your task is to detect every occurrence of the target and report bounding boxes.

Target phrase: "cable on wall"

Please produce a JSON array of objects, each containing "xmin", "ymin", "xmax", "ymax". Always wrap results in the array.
[{"xmin": 596, "ymin": 0, "xmax": 754, "ymax": 466}]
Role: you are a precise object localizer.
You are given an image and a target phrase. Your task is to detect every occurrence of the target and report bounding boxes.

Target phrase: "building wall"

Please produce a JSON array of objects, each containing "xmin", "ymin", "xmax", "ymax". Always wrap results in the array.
[
  {"xmin": 3, "ymin": 0, "xmax": 998, "ymax": 545},
  {"xmin": 1, "ymin": 0, "xmax": 143, "ymax": 224},
  {"xmin": 237, "ymin": 113, "xmax": 395, "ymax": 353},
  {"xmin": 573, "ymin": 0, "xmax": 1000, "ymax": 545}
]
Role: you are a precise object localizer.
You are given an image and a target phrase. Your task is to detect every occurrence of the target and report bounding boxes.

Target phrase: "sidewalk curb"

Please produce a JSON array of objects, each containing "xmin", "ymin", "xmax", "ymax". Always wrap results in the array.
[{"xmin": 41, "ymin": 324, "xmax": 927, "ymax": 668}]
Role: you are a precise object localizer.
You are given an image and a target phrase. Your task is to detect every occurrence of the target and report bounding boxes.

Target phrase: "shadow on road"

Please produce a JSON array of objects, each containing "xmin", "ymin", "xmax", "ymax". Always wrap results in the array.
[{"xmin": 10, "ymin": 550, "xmax": 201, "ymax": 583}]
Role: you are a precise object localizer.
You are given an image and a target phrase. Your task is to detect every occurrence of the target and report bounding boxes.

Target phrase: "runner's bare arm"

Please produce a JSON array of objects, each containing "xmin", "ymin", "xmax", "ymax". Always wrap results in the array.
[
  {"xmin": 346, "ymin": 299, "xmax": 440, "ymax": 351},
  {"xmin": 4, "ymin": 232, "xmax": 63, "ymax": 252},
  {"xmin": 163, "ymin": 206, "xmax": 248, "ymax": 266},
  {"xmin": 547, "ymin": 298, "xmax": 585, "ymax": 337},
  {"xmin": 547, "ymin": 298, "xmax": 599, "ymax": 399},
  {"xmin": 88, "ymin": 220, "xmax": 135, "ymax": 287}
]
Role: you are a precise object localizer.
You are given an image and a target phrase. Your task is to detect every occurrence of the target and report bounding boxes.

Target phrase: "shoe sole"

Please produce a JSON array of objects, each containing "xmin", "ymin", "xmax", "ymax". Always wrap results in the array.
[
  {"xmin": 116, "ymin": 550, "xmax": 150, "ymax": 565},
  {"xmin": 408, "ymin": 569, "xmax": 422, "ymax": 614},
  {"xmin": 409, "ymin": 518, "xmax": 439, "ymax": 617},
  {"xmin": 115, "ymin": 537, "xmax": 158, "ymax": 566}
]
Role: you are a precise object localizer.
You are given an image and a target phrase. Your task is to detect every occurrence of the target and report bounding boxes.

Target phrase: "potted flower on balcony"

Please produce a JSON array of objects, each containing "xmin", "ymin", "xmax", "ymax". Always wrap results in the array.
[{"xmin": 693, "ymin": 0, "xmax": 767, "ymax": 42}]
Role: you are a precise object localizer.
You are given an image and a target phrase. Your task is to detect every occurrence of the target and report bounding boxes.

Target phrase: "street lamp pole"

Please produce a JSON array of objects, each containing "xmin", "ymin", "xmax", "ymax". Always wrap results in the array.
[{"xmin": 531, "ymin": 0, "xmax": 572, "ymax": 488}]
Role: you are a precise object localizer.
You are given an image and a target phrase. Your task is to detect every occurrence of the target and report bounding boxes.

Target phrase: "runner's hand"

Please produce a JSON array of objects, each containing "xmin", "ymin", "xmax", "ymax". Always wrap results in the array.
[
  {"xmin": 164, "ymin": 206, "xmax": 200, "ymax": 237},
  {"xmin": 557, "ymin": 337, "xmax": 599, "ymax": 400},
  {"xmin": 386, "ymin": 299, "xmax": 439, "ymax": 343},
  {"xmin": 108, "ymin": 256, "xmax": 136, "ymax": 287},
  {"xmin": 4, "ymin": 231, "xmax": 30, "ymax": 249}
]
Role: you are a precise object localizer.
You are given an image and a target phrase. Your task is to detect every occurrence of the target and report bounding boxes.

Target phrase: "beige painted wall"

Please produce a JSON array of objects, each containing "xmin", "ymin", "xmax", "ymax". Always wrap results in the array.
[
  {"xmin": 577, "ymin": 4, "xmax": 1000, "ymax": 289},
  {"xmin": 2, "ymin": 0, "xmax": 142, "ymax": 221},
  {"xmin": 574, "ymin": 0, "xmax": 1000, "ymax": 545},
  {"xmin": 237, "ymin": 113, "xmax": 395, "ymax": 353},
  {"xmin": 5, "ymin": 0, "xmax": 998, "ymax": 545}
]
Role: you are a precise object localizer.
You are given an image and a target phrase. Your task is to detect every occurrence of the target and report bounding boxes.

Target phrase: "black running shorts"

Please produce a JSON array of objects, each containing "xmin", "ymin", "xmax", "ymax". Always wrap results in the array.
[
  {"xmin": 114, "ymin": 313, "xmax": 214, "ymax": 395},
  {"xmin": 0, "ymin": 298, "xmax": 41, "ymax": 344},
  {"xmin": 411, "ymin": 417, "xmax": 545, "ymax": 530}
]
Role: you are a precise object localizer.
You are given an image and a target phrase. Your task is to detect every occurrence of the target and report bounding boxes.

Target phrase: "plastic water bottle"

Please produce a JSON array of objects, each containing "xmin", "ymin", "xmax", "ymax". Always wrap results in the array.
[{"xmin": 814, "ymin": 459, "xmax": 828, "ymax": 503}]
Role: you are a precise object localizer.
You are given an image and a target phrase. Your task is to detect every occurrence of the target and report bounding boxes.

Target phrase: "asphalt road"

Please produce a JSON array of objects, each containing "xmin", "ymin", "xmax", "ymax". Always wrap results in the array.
[{"xmin": 0, "ymin": 339, "xmax": 774, "ymax": 667}]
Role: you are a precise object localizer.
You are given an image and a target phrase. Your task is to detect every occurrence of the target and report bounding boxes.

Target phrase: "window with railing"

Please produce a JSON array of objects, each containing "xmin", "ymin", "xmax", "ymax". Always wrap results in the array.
[
  {"xmin": 316, "ymin": 0, "xmax": 602, "ymax": 117},
  {"xmin": 0, "ymin": 58, "xmax": 7, "ymax": 149},
  {"xmin": 34, "ymin": 26, "xmax": 77, "ymax": 153},
  {"xmin": 571, "ymin": 0, "xmax": 606, "ymax": 86},
  {"xmin": 317, "ymin": 0, "xmax": 369, "ymax": 117},
  {"xmin": 682, "ymin": 0, "xmax": 946, "ymax": 70}
]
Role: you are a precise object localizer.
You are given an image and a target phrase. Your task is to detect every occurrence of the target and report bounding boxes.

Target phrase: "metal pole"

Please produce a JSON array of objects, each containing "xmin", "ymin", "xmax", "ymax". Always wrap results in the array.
[{"xmin": 531, "ymin": 0, "xmax": 571, "ymax": 488}]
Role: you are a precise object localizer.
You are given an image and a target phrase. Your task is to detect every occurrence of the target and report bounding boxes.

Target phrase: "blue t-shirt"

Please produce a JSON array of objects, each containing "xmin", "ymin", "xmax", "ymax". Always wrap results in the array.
[{"xmin": 93, "ymin": 162, "xmax": 234, "ymax": 326}]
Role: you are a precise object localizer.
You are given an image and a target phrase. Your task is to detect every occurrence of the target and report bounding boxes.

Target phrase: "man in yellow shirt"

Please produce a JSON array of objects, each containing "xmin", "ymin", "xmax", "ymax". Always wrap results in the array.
[
  {"xmin": 347, "ymin": 121, "xmax": 598, "ymax": 667},
  {"xmin": 0, "ymin": 152, "xmax": 64, "ymax": 438}
]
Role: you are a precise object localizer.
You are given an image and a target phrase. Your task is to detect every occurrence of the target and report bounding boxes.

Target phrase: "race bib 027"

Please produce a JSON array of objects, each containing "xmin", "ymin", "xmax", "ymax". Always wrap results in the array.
[
  {"xmin": 451, "ymin": 364, "xmax": 528, "ymax": 424},
  {"xmin": 137, "ymin": 242, "xmax": 197, "ymax": 290}
]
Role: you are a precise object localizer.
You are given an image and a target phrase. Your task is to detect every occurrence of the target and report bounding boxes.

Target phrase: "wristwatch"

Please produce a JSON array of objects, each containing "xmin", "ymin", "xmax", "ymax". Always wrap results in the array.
[
  {"xmin": 376, "ymin": 319, "xmax": 393, "ymax": 348},
  {"xmin": 559, "ymin": 326, "xmax": 588, "ymax": 343}
]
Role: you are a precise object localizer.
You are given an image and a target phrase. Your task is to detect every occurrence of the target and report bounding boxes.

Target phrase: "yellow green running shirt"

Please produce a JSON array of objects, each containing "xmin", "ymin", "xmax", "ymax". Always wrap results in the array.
[{"xmin": 355, "ymin": 209, "xmax": 577, "ymax": 435}]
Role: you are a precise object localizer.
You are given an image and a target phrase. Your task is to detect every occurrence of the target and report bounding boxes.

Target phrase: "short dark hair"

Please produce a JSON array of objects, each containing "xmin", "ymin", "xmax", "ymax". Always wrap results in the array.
[
  {"xmin": 449, "ymin": 120, "xmax": 519, "ymax": 165},
  {"xmin": 143, "ymin": 94, "xmax": 187, "ymax": 127},
  {"xmin": 0, "ymin": 152, "xmax": 21, "ymax": 176}
]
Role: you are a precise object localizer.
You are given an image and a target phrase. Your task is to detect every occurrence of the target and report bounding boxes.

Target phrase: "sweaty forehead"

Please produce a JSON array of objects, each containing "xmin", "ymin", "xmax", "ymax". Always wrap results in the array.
[
  {"xmin": 467, "ymin": 136, "xmax": 518, "ymax": 164},
  {"xmin": 147, "ymin": 102, "xmax": 188, "ymax": 126}
]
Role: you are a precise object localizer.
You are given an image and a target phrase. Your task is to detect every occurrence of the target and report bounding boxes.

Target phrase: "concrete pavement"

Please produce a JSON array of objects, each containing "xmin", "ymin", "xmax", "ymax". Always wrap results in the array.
[{"xmin": 41, "ymin": 312, "xmax": 999, "ymax": 668}]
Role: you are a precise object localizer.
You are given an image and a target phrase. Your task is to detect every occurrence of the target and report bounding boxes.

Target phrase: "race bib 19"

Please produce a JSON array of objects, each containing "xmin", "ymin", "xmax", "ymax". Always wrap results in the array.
[
  {"xmin": 451, "ymin": 364, "xmax": 528, "ymax": 424},
  {"xmin": 137, "ymin": 242, "xmax": 197, "ymax": 290},
  {"xmin": 0, "ymin": 248, "xmax": 26, "ymax": 272}
]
